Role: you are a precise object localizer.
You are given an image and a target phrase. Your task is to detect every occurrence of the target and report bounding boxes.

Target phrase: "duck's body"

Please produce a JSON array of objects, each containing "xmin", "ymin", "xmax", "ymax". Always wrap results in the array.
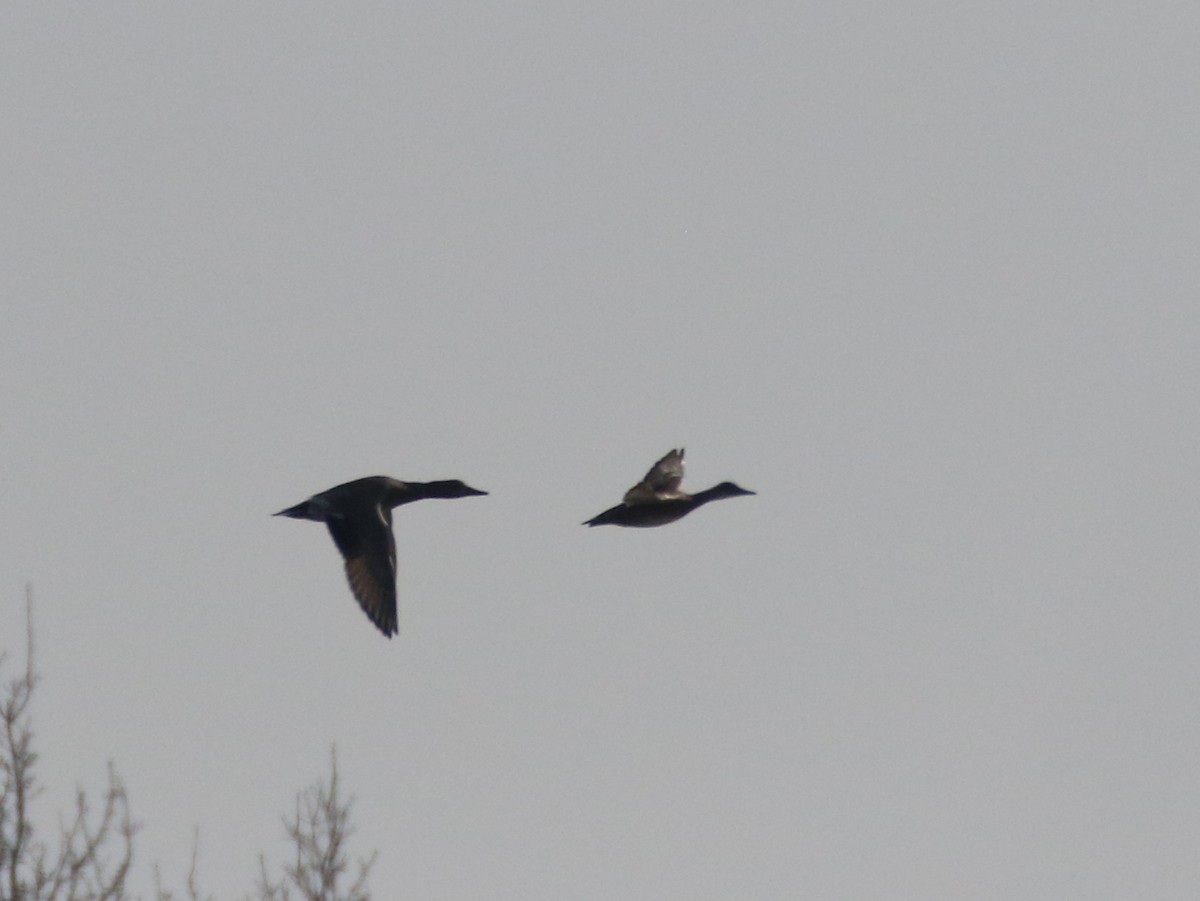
[
  {"xmin": 583, "ymin": 449, "xmax": 754, "ymax": 528},
  {"xmin": 275, "ymin": 475, "xmax": 487, "ymax": 637}
]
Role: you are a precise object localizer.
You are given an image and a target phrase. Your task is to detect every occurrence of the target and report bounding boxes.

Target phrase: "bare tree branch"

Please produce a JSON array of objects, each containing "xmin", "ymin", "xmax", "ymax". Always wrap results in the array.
[
  {"xmin": 2, "ymin": 584, "xmax": 42, "ymax": 901},
  {"xmin": 253, "ymin": 748, "xmax": 375, "ymax": 901},
  {"xmin": 153, "ymin": 827, "xmax": 212, "ymax": 901},
  {"xmin": 5, "ymin": 590, "xmax": 377, "ymax": 901},
  {"xmin": 2, "ymin": 587, "xmax": 134, "ymax": 901}
]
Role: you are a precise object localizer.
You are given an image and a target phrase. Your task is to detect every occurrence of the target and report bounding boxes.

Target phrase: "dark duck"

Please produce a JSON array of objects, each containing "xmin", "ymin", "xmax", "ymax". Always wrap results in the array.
[
  {"xmin": 583, "ymin": 448, "xmax": 754, "ymax": 528},
  {"xmin": 275, "ymin": 475, "xmax": 487, "ymax": 637}
]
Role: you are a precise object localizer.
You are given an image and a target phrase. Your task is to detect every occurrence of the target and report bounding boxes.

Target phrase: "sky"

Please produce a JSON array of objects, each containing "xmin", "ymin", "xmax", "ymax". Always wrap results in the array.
[{"xmin": 2, "ymin": 3, "xmax": 1199, "ymax": 898}]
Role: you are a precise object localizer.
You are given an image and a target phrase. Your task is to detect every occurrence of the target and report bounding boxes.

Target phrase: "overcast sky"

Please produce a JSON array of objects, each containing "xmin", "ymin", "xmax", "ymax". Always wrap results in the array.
[{"xmin": 2, "ymin": 3, "xmax": 1199, "ymax": 899}]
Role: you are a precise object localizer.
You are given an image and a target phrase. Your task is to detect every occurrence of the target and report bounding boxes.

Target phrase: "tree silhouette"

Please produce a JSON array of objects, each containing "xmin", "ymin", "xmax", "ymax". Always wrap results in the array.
[
  {"xmin": 1, "ymin": 588, "xmax": 134, "ymax": 900},
  {"xmin": 252, "ymin": 749, "xmax": 376, "ymax": 901},
  {"xmin": 2, "ymin": 590, "xmax": 375, "ymax": 900}
]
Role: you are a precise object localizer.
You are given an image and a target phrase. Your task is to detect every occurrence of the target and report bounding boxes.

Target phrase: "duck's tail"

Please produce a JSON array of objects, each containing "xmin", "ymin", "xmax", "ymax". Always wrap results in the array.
[
  {"xmin": 583, "ymin": 505, "xmax": 621, "ymax": 527},
  {"xmin": 273, "ymin": 500, "xmax": 322, "ymax": 520}
]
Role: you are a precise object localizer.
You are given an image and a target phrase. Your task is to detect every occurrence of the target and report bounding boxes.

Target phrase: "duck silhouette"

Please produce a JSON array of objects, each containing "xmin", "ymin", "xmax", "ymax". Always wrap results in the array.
[
  {"xmin": 583, "ymin": 449, "xmax": 754, "ymax": 527},
  {"xmin": 275, "ymin": 476, "xmax": 487, "ymax": 637}
]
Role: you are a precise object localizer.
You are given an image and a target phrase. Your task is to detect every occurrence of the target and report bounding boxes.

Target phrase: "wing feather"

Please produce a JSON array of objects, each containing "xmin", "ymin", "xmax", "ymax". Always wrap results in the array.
[
  {"xmin": 623, "ymin": 448, "xmax": 685, "ymax": 504},
  {"xmin": 326, "ymin": 511, "xmax": 399, "ymax": 637}
]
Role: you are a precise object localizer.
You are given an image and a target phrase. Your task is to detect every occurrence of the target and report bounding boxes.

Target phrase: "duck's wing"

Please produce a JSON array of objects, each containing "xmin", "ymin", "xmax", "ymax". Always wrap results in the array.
[
  {"xmin": 324, "ymin": 507, "xmax": 399, "ymax": 638},
  {"xmin": 623, "ymin": 448, "xmax": 685, "ymax": 504}
]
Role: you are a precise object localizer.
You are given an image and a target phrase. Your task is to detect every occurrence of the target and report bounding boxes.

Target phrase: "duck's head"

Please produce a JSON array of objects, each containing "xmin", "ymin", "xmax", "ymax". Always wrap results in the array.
[
  {"xmin": 424, "ymin": 479, "xmax": 489, "ymax": 498},
  {"xmin": 710, "ymin": 481, "xmax": 756, "ymax": 499}
]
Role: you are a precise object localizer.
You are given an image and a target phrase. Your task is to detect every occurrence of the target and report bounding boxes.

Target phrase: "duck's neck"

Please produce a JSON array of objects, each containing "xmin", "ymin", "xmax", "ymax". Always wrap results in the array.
[
  {"xmin": 391, "ymin": 480, "xmax": 461, "ymax": 503},
  {"xmin": 689, "ymin": 486, "xmax": 723, "ymax": 507},
  {"xmin": 690, "ymin": 483, "xmax": 749, "ymax": 506}
]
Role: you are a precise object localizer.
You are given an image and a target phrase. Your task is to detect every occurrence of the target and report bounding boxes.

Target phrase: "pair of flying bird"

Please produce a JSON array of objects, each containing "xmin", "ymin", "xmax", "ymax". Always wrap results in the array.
[{"xmin": 275, "ymin": 449, "xmax": 754, "ymax": 637}]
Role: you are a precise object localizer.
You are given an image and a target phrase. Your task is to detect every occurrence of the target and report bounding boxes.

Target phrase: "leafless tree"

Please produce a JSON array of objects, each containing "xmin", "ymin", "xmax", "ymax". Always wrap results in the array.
[
  {"xmin": 152, "ymin": 828, "xmax": 211, "ymax": 901},
  {"xmin": 251, "ymin": 749, "xmax": 376, "ymax": 901},
  {"xmin": 1, "ymin": 586, "xmax": 135, "ymax": 901},
  {"xmin": 3, "ymin": 590, "xmax": 377, "ymax": 901}
]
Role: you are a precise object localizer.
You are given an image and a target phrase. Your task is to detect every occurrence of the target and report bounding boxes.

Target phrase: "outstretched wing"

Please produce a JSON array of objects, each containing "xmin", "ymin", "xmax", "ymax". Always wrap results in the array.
[
  {"xmin": 623, "ymin": 448, "xmax": 685, "ymax": 504},
  {"xmin": 325, "ymin": 508, "xmax": 399, "ymax": 638}
]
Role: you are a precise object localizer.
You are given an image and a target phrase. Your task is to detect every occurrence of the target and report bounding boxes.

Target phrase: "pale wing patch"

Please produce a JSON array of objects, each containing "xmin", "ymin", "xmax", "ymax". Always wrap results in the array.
[
  {"xmin": 624, "ymin": 449, "xmax": 686, "ymax": 504},
  {"xmin": 623, "ymin": 484, "xmax": 660, "ymax": 505}
]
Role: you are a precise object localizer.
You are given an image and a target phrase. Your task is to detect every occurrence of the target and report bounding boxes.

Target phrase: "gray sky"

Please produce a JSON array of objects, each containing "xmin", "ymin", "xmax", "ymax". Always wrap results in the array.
[{"xmin": 2, "ymin": 3, "xmax": 1198, "ymax": 898}]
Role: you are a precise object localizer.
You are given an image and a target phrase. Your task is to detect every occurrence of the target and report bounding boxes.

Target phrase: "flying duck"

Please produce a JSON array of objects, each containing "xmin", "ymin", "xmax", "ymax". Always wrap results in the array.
[
  {"xmin": 583, "ymin": 448, "xmax": 754, "ymax": 527},
  {"xmin": 275, "ymin": 475, "xmax": 487, "ymax": 637}
]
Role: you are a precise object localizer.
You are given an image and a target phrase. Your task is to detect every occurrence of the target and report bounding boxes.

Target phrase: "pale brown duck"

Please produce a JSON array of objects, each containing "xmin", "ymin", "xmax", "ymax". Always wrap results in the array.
[{"xmin": 583, "ymin": 449, "xmax": 754, "ymax": 528}]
